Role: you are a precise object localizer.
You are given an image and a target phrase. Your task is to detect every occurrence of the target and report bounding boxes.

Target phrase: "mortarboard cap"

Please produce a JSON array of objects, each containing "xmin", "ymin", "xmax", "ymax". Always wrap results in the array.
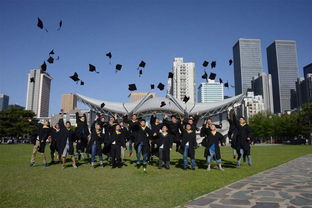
[
  {"xmin": 224, "ymin": 82, "xmax": 229, "ymax": 88},
  {"xmin": 157, "ymin": 82, "xmax": 165, "ymax": 91},
  {"xmin": 229, "ymin": 59, "xmax": 233, "ymax": 66},
  {"xmin": 128, "ymin": 84, "xmax": 137, "ymax": 91},
  {"xmin": 49, "ymin": 49, "xmax": 55, "ymax": 55},
  {"xmin": 30, "ymin": 77, "xmax": 35, "ymax": 83},
  {"xmin": 57, "ymin": 20, "xmax": 62, "ymax": 31},
  {"xmin": 151, "ymin": 84, "xmax": 155, "ymax": 89},
  {"xmin": 160, "ymin": 101, "xmax": 166, "ymax": 107},
  {"xmin": 37, "ymin": 17, "xmax": 48, "ymax": 32},
  {"xmin": 41, "ymin": 61, "xmax": 47, "ymax": 72},
  {"xmin": 89, "ymin": 64, "xmax": 99, "ymax": 73},
  {"xmin": 183, "ymin": 96, "xmax": 190, "ymax": 103},
  {"xmin": 209, "ymin": 72, "xmax": 216, "ymax": 80},
  {"xmin": 106, "ymin": 52, "xmax": 112, "ymax": 59},
  {"xmin": 201, "ymin": 72, "xmax": 208, "ymax": 80},
  {"xmin": 116, "ymin": 64, "xmax": 122, "ymax": 71},
  {"xmin": 219, "ymin": 78, "xmax": 223, "ymax": 83},
  {"xmin": 168, "ymin": 72, "xmax": 174, "ymax": 79},
  {"xmin": 80, "ymin": 81, "xmax": 84, "ymax": 85},
  {"xmin": 70, "ymin": 72, "xmax": 80, "ymax": 82},
  {"xmin": 139, "ymin": 61, "xmax": 146, "ymax": 68},
  {"xmin": 139, "ymin": 69, "xmax": 143, "ymax": 76},
  {"xmin": 211, "ymin": 61, "xmax": 216, "ymax": 68},
  {"xmin": 47, "ymin": 56, "xmax": 54, "ymax": 64},
  {"xmin": 100, "ymin": 103, "xmax": 105, "ymax": 108},
  {"xmin": 203, "ymin": 61, "xmax": 209, "ymax": 67}
]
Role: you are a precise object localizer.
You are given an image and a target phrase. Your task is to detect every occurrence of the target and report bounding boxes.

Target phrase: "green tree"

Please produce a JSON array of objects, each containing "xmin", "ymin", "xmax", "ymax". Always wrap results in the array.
[{"xmin": 298, "ymin": 103, "xmax": 312, "ymax": 144}]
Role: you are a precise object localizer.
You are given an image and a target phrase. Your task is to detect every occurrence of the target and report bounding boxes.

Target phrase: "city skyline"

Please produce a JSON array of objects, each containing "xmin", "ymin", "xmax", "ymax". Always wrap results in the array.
[{"xmin": 1, "ymin": 0, "xmax": 311, "ymax": 115}]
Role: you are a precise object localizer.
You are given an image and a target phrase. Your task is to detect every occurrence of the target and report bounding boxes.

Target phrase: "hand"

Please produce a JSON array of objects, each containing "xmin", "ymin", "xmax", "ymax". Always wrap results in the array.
[
  {"xmin": 247, "ymin": 137, "xmax": 250, "ymax": 141},
  {"xmin": 78, "ymin": 140, "xmax": 81, "ymax": 143},
  {"xmin": 153, "ymin": 133, "xmax": 157, "ymax": 137},
  {"xmin": 169, "ymin": 148, "xmax": 172, "ymax": 151},
  {"xmin": 164, "ymin": 114, "xmax": 168, "ymax": 119}
]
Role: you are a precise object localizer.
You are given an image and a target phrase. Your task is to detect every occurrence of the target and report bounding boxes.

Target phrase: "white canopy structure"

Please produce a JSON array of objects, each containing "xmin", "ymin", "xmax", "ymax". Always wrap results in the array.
[{"xmin": 75, "ymin": 93, "xmax": 244, "ymax": 117}]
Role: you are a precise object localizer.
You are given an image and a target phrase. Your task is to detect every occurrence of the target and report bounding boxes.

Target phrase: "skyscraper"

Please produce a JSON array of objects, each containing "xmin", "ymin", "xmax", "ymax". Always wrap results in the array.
[
  {"xmin": 233, "ymin": 38, "xmax": 263, "ymax": 95},
  {"xmin": 303, "ymin": 63, "xmax": 312, "ymax": 78},
  {"xmin": 170, "ymin": 58, "xmax": 196, "ymax": 103},
  {"xmin": 0, "ymin": 94, "xmax": 9, "ymax": 111},
  {"xmin": 61, "ymin": 93, "xmax": 77, "ymax": 113},
  {"xmin": 267, "ymin": 40, "xmax": 299, "ymax": 113},
  {"xmin": 251, "ymin": 72, "xmax": 274, "ymax": 113},
  {"xmin": 198, "ymin": 80, "xmax": 224, "ymax": 103},
  {"xmin": 26, "ymin": 69, "xmax": 52, "ymax": 117}
]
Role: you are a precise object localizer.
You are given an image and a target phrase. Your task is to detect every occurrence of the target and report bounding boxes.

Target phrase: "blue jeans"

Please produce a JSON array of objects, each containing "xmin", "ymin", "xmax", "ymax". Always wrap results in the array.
[
  {"xmin": 91, "ymin": 144, "xmax": 103, "ymax": 163},
  {"xmin": 128, "ymin": 139, "xmax": 133, "ymax": 153},
  {"xmin": 237, "ymin": 148, "xmax": 252, "ymax": 166},
  {"xmin": 183, "ymin": 145, "xmax": 195, "ymax": 169},
  {"xmin": 136, "ymin": 142, "xmax": 147, "ymax": 165},
  {"xmin": 207, "ymin": 149, "xmax": 221, "ymax": 164}
]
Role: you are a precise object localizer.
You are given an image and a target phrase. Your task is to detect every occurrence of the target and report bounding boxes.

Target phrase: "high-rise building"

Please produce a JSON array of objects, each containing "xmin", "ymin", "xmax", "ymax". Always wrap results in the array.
[
  {"xmin": 61, "ymin": 93, "xmax": 77, "ymax": 113},
  {"xmin": 170, "ymin": 58, "xmax": 196, "ymax": 103},
  {"xmin": 233, "ymin": 38, "xmax": 263, "ymax": 95},
  {"xmin": 303, "ymin": 63, "xmax": 312, "ymax": 78},
  {"xmin": 130, "ymin": 92, "xmax": 156, "ymax": 103},
  {"xmin": 241, "ymin": 91, "xmax": 265, "ymax": 119},
  {"xmin": 0, "ymin": 94, "xmax": 9, "ymax": 111},
  {"xmin": 296, "ymin": 74, "xmax": 312, "ymax": 107},
  {"xmin": 26, "ymin": 69, "xmax": 52, "ymax": 117},
  {"xmin": 267, "ymin": 40, "xmax": 299, "ymax": 113},
  {"xmin": 198, "ymin": 80, "xmax": 224, "ymax": 103},
  {"xmin": 251, "ymin": 72, "xmax": 274, "ymax": 113}
]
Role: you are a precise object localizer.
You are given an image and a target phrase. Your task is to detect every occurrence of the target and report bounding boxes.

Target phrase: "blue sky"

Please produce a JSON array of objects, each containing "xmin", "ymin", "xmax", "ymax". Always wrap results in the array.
[{"xmin": 1, "ymin": 0, "xmax": 311, "ymax": 115}]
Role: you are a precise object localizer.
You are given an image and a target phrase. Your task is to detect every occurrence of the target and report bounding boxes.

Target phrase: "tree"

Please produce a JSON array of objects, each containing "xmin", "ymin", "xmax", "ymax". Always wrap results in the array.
[
  {"xmin": 0, "ymin": 108, "xmax": 37, "ymax": 138},
  {"xmin": 298, "ymin": 103, "xmax": 312, "ymax": 144}
]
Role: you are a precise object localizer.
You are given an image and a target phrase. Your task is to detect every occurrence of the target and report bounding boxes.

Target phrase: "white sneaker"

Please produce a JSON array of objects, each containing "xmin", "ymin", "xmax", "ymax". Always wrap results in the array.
[
  {"xmin": 72, "ymin": 164, "xmax": 77, "ymax": 168},
  {"xmin": 219, "ymin": 167, "xmax": 224, "ymax": 171},
  {"xmin": 206, "ymin": 167, "xmax": 211, "ymax": 171}
]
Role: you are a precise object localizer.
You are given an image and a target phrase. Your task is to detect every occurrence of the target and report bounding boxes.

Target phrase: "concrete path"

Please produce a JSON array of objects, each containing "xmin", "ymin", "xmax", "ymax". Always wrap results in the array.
[{"xmin": 181, "ymin": 154, "xmax": 312, "ymax": 208}]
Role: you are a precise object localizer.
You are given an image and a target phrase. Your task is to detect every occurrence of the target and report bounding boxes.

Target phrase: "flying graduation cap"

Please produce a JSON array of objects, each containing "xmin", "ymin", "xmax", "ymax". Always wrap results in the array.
[
  {"xmin": 209, "ymin": 72, "xmax": 216, "ymax": 80},
  {"xmin": 229, "ymin": 59, "xmax": 233, "ymax": 65},
  {"xmin": 139, "ymin": 61, "xmax": 146, "ymax": 68},
  {"xmin": 203, "ymin": 61, "xmax": 209, "ymax": 67},
  {"xmin": 128, "ymin": 84, "xmax": 137, "ymax": 91},
  {"xmin": 30, "ymin": 77, "xmax": 35, "ymax": 83},
  {"xmin": 211, "ymin": 61, "xmax": 216, "ymax": 68},
  {"xmin": 100, "ymin": 103, "xmax": 105, "ymax": 108},
  {"xmin": 40, "ymin": 61, "xmax": 47, "ymax": 72},
  {"xmin": 106, "ymin": 52, "xmax": 112, "ymax": 64},
  {"xmin": 49, "ymin": 49, "xmax": 55, "ymax": 55},
  {"xmin": 57, "ymin": 20, "xmax": 63, "ymax": 31},
  {"xmin": 168, "ymin": 72, "xmax": 174, "ymax": 79},
  {"xmin": 224, "ymin": 82, "xmax": 229, "ymax": 88},
  {"xmin": 219, "ymin": 78, "xmax": 223, "ymax": 83},
  {"xmin": 70, "ymin": 72, "xmax": 80, "ymax": 83},
  {"xmin": 157, "ymin": 82, "xmax": 165, "ymax": 91},
  {"xmin": 160, "ymin": 101, "xmax": 166, "ymax": 108},
  {"xmin": 37, "ymin": 17, "xmax": 48, "ymax": 32},
  {"xmin": 139, "ymin": 69, "xmax": 143, "ymax": 77},
  {"xmin": 116, "ymin": 64, "xmax": 122, "ymax": 72},
  {"xmin": 80, "ymin": 81, "xmax": 84, "ymax": 85},
  {"xmin": 150, "ymin": 84, "xmax": 155, "ymax": 89},
  {"xmin": 183, "ymin": 96, "xmax": 190, "ymax": 103},
  {"xmin": 201, "ymin": 72, "xmax": 208, "ymax": 80},
  {"xmin": 89, "ymin": 64, "xmax": 99, "ymax": 73},
  {"xmin": 47, "ymin": 56, "xmax": 54, "ymax": 64}
]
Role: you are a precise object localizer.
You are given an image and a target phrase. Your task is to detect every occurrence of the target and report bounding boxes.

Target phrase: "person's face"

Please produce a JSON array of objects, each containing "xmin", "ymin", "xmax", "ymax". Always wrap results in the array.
[
  {"xmin": 43, "ymin": 120, "xmax": 49, "ymax": 126},
  {"xmin": 110, "ymin": 117, "xmax": 115, "ymax": 122},
  {"xmin": 116, "ymin": 125, "xmax": 121, "ymax": 131},
  {"xmin": 240, "ymin": 118, "xmax": 245, "ymax": 124},
  {"xmin": 95, "ymin": 124, "xmax": 101, "ymax": 130},
  {"xmin": 207, "ymin": 119, "xmax": 212, "ymax": 125},
  {"xmin": 100, "ymin": 117, "xmax": 105, "ymax": 122},
  {"xmin": 172, "ymin": 117, "xmax": 177, "ymax": 123},
  {"xmin": 161, "ymin": 126, "xmax": 168, "ymax": 132},
  {"xmin": 210, "ymin": 124, "xmax": 216, "ymax": 131},
  {"xmin": 186, "ymin": 124, "xmax": 192, "ymax": 130},
  {"xmin": 65, "ymin": 122, "xmax": 71, "ymax": 129},
  {"xmin": 188, "ymin": 119, "xmax": 193, "ymax": 125},
  {"xmin": 55, "ymin": 124, "xmax": 60, "ymax": 130},
  {"xmin": 156, "ymin": 118, "xmax": 160, "ymax": 123},
  {"xmin": 80, "ymin": 116, "xmax": 85, "ymax": 122},
  {"xmin": 120, "ymin": 122, "xmax": 124, "ymax": 127},
  {"xmin": 140, "ymin": 121, "xmax": 146, "ymax": 127},
  {"xmin": 132, "ymin": 114, "xmax": 137, "ymax": 121}
]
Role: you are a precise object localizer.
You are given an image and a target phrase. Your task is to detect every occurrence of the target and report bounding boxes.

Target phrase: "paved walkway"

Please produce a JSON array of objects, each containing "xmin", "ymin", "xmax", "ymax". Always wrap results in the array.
[{"xmin": 181, "ymin": 154, "xmax": 312, "ymax": 208}]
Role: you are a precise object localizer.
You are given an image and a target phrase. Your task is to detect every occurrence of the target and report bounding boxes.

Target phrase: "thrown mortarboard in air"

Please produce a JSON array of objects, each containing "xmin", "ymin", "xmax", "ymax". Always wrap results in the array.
[
  {"xmin": 211, "ymin": 61, "xmax": 216, "ymax": 68},
  {"xmin": 229, "ymin": 59, "xmax": 233, "ymax": 65},
  {"xmin": 168, "ymin": 72, "xmax": 174, "ymax": 79},
  {"xmin": 56, "ymin": 56, "xmax": 60, "ymax": 60},
  {"xmin": 57, "ymin": 20, "xmax": 62, "ymax": 31},
  {"xmin": 201, "ymin": 72, "xmax": 208, "ymax": 80},
  {"xmin": 224, "ymin": 82, "xmax": 229, "ymax": 88},
  {"xmin": 139, "ymin": 69, "xmax": 143, "ymax": 77},
  {"xmin": 128, "ymin": 84, "xmax": 137, "ymax": 91},
  {"xmin": 30, "ymin": 77, "xmax": 35, "ymax": 83},
  {"xmin": 70, "ymin": 72, "xmax": 80, "ymax": 83},
  {"xmin": 106, "ymin": 52, "xmax": 112, "ymax": 64},
  {"xmin": 89, "ymin": 64, "xmax": 99, "ymax": 73},
  {"xmin": 80, "ymin": 81, "xmax": 84, "ymax": 85},
  {"xmin": 203, "ymin": 61, "xmax": 209, "ymax": 67},
  {"xmin": 157, "ymin": 82, "xmax": 165, "ymax": 91},
  {"xmin": 37, "ymin": 17, "xmax": 48, "ymax": 32},
  {"xmin": 160, "ymin": 101, "xmax": 166, "ymax": 107},
  {"xmin": 47, "ymin": 56, "xmax": 54, "ymax": 64},
  {"xmin": 150, "ymin": 84, "xmax": 155, "ymax": 89},
  {"xmin": 183, "ymin": 96, "xmax": 190, "ymax": 103},
  {"xmin": 49, "ymin": 49, "xmax": 55, "ymax": 55},
  {"xmin": 116, "ymin": 64, "xmax": 122, "ymax": 71},
  {"xmin": 139, "ymin": 61, "xmax": 146, "ymax": 68},
  {"xmin": 209, "ymin": 72, "xmax": 216, "ymax": 80},
  {"xmin": 41, "ymin": 61, "xmax": 47, "ymax": 72},
  {"xmin": 100, "ymin": 103, "xmax": 105, "ymax": 108},
  {"xmin": 219, "ymin": 78, "xmax": 223, "ymax": 83}
]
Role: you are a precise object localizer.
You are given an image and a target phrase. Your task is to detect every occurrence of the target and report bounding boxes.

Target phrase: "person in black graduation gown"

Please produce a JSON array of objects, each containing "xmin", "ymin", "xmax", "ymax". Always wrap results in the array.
[
  {"xmin": 235, "ymin": 117, "xmax": 253, "ymax": 167},
  {"xmin": 58, "ymin": 115, "xmax": 77, "ymax": 168},
  {"xmin": 119, "ymin": 121, "xmax": 130, "ymax": 163},
  {"xmin": 133, "ymin": 119, "xmax": 156, "ymax": 171},
  {"xmin": 156, "ymin": 124, "xmax": 173, "ymax": 169},
  {"xmin": 181, "ymin": 123, "xmax": 198, "ymax": 170},
  {"xmin": 201, "ymin": 124, "xmax": 225, "ymax": 171},
  {"xmin": 102, "ymin": 115, "xmax": 118, "ymax": 159},
  {"xmin": 123, "ymin": 114, "xmax": 140, "ymax": 157},
  {"xmin": 75, "ymin": 112, "xmax": 90, "ymax": 161},
  {"xmin": 200, "ymin": 118, "xmax": 222, "ymax": 137},
  {"xmin": 49, "ymin": 123, "xmax": 61, "ymax": 164},
  {"xmin": 163, "ymin": 114, "xmax": 183, "ymax": 152},
  {"xmin": 108, "ymin": 124, "xmax": 127, "ymax": 168},
  {"xmin": 29, "ymin": 119, "xmax": 51, "ymax": 167},
  {"xmin": 150, "ymin": 113, "xmax": 161, "ymax": 161},
  {"xmin": 89, "ymin": 122, "xmax": 105, "ymax": 168},
  {"xmin": 183, "ymin": 113, "xmax": 200, "ymax": 131},
  {"xmin": 227, "ymin": 109, "xmax": 238, "ymax": 159}
]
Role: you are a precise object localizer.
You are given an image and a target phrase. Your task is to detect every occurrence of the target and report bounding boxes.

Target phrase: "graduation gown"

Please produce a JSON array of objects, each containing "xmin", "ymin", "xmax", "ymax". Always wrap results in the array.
[
  {"xmin": 123, "ymin": 116, "xmax": 140, "ymax": 141},
  {"xmin": 235, "ymin": 124, "xmax": 253, "ymax": 155},
  {"xmin": 180, "ymin": 130, "xmax": 197, "ymax": 158},
  {"xmin": 133, "ymin": 126, "xmax": 153, "ymax": 153},
  {"xmin": 37, "ymin": 125, "xmax": 51, "ymax": 153},
  {"xmin": 87, "ymin": 130, "xmax": 104, "ymax": 156},
  {"xmin": 163, "ymin": 119, "xmax": 183, "ymax": 143},
  {"xmin": 201, "ymin": 130, "xmax": 224, "ymax": 160},
  {"xmin": 75, "ymin": 112, "xmax": 90, "ymax": 150},
  {"xmin": 58, "ymin": 118, "xmax": 75, "ymax": 156},
  {"xmin": 156, "ymin": 132, "xmax": 173, "ymax": 161}
]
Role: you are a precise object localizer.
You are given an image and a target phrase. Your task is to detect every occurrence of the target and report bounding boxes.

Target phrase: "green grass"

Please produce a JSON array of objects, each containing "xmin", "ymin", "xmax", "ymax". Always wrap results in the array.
[{"xmin": 0, "ymin": 144, "xmax": 311, "ymax": 208}]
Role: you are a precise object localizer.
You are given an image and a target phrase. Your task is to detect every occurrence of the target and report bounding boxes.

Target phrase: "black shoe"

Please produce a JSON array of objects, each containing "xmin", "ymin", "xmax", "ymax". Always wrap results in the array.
[
  {"xmin": 165, "ymin": 166, "xmax": 170, "ymax": 169},
  {"xmin": 191, "ymin": 167, "xmax": 195, "ymax": 170}
]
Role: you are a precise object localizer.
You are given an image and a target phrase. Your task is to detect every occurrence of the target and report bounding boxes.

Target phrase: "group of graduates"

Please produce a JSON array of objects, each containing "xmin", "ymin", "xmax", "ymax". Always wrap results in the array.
[{"xmin": 29, "ymin": 109, "xmax": 253, "ymax": 171}]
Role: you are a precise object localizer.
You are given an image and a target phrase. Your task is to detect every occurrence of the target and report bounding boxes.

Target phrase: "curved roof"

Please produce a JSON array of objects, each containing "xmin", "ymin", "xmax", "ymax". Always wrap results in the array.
[{"xmin": 75, "ymin": 93, "xmax": 244, "ymax": 116}]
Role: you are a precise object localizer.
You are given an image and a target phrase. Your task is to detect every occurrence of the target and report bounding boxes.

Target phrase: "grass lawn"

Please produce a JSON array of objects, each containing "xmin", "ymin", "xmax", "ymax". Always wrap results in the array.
[{"xmin": 0, "ymin": 144, "xmax": 312, "ymax": 208}]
